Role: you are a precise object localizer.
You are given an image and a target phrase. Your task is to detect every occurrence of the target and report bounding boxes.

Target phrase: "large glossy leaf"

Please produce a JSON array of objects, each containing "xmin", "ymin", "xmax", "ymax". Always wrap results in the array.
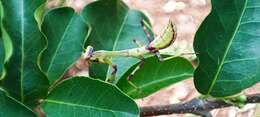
[
  {"xmin": 0, "ymin": 88, "xmax": 37, "ymax": 117},
  {"xmin": 1, "ymin": 0, "xmax": 49, "ymax": 105},
  {"xmin": 40, "ymin": 7, "xmax": 89, "ymax": 84},
  {"xmin": 81, "ymin": 0, "xmax": 153, "ymax": 82},
  {"xmin": 42, "ymin": 77, "xmax": 139, "ymax": 117},
  {"xmin": 117, "ymin": 56, "xmax": 194, "ymax": 99},
  {"xmin": 194, "ymin": 0, "xmax": 260, "ymax": 97}
]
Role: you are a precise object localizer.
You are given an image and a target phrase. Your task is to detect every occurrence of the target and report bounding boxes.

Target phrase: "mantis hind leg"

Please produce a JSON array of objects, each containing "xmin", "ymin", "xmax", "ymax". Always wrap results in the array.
[
  {"xmin": 133, "ymin": 38, "xmax": 144, "ymax": 47},
  {"xmin": 141, "ymin": 20, "xmax": 163, "ymax": 60},
  {"xmin": 159, "ymin": 53, "xmax": 197, "ymax": 61},
  {"xmin": 127, "ymin": 57, "xmax": 145, "ymax": 80},
  {"xmin": 127, "ymin": 57, "xmax": 145, "ymax": 93},
  {"xmin": 141, "ymin": 20, "xmax": 154, "ymax": 42}
]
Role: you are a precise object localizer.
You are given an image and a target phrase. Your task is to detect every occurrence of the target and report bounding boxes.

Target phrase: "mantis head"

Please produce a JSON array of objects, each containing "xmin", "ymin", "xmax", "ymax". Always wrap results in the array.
[{"xmin": 83, "ymin": 46, "xmax": 94, "ymax": 59}]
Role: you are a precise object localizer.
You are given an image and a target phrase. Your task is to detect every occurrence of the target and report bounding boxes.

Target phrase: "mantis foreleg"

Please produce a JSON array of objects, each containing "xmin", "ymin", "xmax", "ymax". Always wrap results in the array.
[{"xmin": 97, "ymin": 58, "xmax": 117, "ymax": 83}]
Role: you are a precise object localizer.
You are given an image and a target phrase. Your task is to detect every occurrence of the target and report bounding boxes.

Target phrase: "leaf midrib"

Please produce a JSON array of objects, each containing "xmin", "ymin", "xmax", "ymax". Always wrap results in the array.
[
  {"xmin": 46, "ymin": 13, "xmax": 76, "ymax": 75},
  {"xmin": 20, "ymin": 0, "xmax": 25, "ymax": 102},
  {"xmin": 106, "ymin": 10, "xmax": 129, "ymax": 78},
  {"xmin": 206, "ymin": 0, "xmax": 248, "ymax": 95},
  {"xmin": 127, "ymin": 73, "xmax": 193, "ymax": 95},
  {"xmin": 45, "ymin": 99, "xmax": 135, "ymax": 116}
]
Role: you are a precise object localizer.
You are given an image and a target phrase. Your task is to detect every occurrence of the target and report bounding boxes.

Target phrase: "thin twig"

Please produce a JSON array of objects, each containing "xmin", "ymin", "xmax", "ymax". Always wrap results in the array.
[{"xmin": 140, "ymin": 94, "xmax": 260, "ymax": 117}]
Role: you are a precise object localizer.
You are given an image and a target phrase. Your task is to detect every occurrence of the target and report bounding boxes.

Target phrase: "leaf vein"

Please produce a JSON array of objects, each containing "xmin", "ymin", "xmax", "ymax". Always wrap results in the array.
[
  {"xmin": 127, "ymin": 73, "xmax": 192, "ymax": 95},
  {"xmin": 206, "ymin": 0, "xmax": 249, "ymax": 95},
  {"xmin": 46, "ymin": 14, "xmax": 76, "ymax": 75},
  {"xmin": 44, "ymin": 99, "xmax": 133, "ymax": 116}
]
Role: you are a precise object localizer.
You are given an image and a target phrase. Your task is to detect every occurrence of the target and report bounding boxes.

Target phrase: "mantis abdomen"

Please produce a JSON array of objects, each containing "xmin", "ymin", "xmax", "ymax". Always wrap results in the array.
[{"xmin": 148, "ymin": 21, "xmax": 176, "ymax": 51}]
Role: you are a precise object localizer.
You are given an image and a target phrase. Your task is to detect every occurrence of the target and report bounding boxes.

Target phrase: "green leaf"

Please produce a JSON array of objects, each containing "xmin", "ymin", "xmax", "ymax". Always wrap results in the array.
[
  {"xmin": 0, "ymin": 88, "xmax": 37, "ymax": 117},
  {"xmin": 117, "ymin": 56, "xmax": 194, "ymax": 99},
  {"xmin": 0, "ymin": 2, "xmax": 5, "ymax": 78},
  {"xmin": 1, "ymin": 25, "xmax": 12, "ymax": 63},
  {"xmin": 81, "ymin": 0, "xmax": 153, "ymax": 82},
  {"xmin": 42, "ymin": 77, "xmax": 139, "ymax": 117},
  {"xmin": 34, "ymin": 3, "xmax": 47, "ymax": 29},
  {"xmin": 0, "ymin": 1, "xmax": 13, "ymax": 62},
  {"xmin": 194, "ymin": 0, "xmax": 260, "ymax": 97},
  {"xmin": 1, "ymin": 0, "xmax": 49, "ymax": 105},
  {"xmin": 40, "ymin": 7, "xmax": 89, "ymax": 84},
  {"xmin": 0, "ymin": 38, "xmax": 4, "ymax": 78}
]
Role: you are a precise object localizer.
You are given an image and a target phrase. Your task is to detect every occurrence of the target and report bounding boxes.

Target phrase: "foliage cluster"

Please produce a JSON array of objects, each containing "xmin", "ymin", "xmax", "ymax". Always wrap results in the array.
[{"xmin": 0, "ymin": 0, "xmax": 259, "ymax": 116}]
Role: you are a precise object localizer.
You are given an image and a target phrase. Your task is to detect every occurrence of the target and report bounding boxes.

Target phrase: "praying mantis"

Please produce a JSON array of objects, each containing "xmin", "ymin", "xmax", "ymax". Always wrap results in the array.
[{"xmin": 82, "ymin": 20, "xmax": 177, "ymax": 84}]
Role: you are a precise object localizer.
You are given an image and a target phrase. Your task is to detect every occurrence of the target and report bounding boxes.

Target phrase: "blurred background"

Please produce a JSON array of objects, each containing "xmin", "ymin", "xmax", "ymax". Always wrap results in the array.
[{"xmin": 48, "ymin": 0, "xmax": 260, "ymax": 116}]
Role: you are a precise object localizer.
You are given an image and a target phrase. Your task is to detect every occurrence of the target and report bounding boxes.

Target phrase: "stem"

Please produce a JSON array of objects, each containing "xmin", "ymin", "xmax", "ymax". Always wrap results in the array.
[{"xmin": 140, "ymin": 94, "xmax": 260, "ymax": 117}]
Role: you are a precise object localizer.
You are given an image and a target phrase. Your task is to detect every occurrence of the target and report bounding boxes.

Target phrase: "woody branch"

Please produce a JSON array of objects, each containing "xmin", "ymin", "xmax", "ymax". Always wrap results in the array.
[{"xmin": 140, "ymin": 94, "xmax": 260, "ymax": 117}]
